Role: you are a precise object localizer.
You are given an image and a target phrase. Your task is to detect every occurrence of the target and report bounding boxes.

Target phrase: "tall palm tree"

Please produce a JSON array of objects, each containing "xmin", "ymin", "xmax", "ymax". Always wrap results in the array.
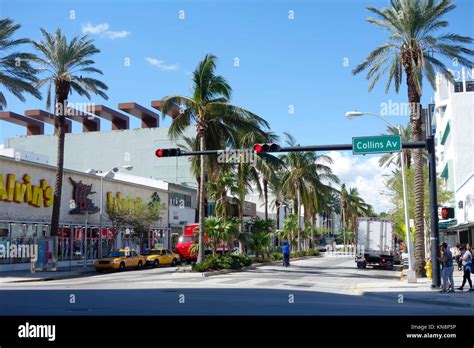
[
  {"xmin": 0, "ymin": 18, "xmax": 41, "ymax": 110},
  {"xmin": 279, "ymin": 133, "xmax": 339, "ymax": 251},
  {"xmin": 33, "ymin": 28, "xmax": 108, "ymax": 237},
  {"xmin": 161, "ymin": 54, "xmax": 269, "ymax": 262},
  {"xmin": 352, "ymin": 0, "xmax": 473, "ymax": 276},
  {"xmin": 379, "ymin": 123, "xmax": 412, "ymax": 169}
]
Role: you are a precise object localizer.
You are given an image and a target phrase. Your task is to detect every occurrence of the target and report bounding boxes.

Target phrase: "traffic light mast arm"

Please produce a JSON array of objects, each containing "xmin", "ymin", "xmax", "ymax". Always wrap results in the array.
[{"xmin": 158, "ymin": 141, "xmax": 426, "ymax": 157}]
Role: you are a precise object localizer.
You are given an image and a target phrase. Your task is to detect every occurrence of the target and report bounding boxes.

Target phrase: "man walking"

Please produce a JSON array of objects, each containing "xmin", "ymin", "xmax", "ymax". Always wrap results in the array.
[
  {"xmin": 439, "ymin": 242, "xmax": 455, "ymax": 293},
  {"xmin": 282, "ymin": 241, "xmax": 290, "ymax": 268}
]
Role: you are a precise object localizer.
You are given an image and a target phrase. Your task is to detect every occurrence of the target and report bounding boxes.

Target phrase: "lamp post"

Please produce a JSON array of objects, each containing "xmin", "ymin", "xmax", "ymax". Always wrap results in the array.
[
  {"xmin": 346, "ymin": 111, "xmax": 416, "ymax": 283},
  {"xmin": 87, "ymin": 165, "xmax": 133, "ymax": 258}
]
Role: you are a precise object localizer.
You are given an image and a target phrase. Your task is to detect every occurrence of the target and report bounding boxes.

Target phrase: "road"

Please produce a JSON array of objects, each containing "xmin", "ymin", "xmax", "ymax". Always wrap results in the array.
[{"xmin": 0, "ymin": 255, "xmax": 472, "ymax": 315}]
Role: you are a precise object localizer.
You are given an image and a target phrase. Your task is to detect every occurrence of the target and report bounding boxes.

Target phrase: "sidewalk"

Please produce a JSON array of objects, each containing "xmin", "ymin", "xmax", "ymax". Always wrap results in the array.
[
  {"xmin": 355, "ymin": 270, "xmax": 474, "ymax": 308},
  {"xmin": 0, "ymin": 266, "xmax": 95, "ymax": 284}
]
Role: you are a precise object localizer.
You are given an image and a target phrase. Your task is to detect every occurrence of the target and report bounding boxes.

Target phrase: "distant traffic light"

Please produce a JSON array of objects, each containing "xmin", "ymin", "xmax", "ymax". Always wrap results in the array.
[
  {"xmin": 253, "ymin": 143, "xmax": 281, "ymax": 154},
  {"xmin": 440, "ymin": 207, "xmax": 455, "ymax": 219},
  {"xmin": 155, "ymin": 148, "xmax": 182, "ymax": 157}
]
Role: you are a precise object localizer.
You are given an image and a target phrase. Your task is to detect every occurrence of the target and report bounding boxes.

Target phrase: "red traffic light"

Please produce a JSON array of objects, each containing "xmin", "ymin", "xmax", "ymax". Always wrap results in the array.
[
  {"xmin": 253, "ymin": 143, "xmax": 280, "ymax": 154},
  {"xmin": 441, "ymin": 207, "xmax": 455, "ymax": 219},
  {"xmin": 155, "ymin": 148, "xmax": 181, "ymax": 157}
]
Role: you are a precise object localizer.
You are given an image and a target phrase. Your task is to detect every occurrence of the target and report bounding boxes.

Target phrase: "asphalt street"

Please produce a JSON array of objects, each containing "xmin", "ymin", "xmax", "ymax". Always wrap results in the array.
[{"xmin": 1, "ymin": 256, "xmax": 472, "ymax": 315}]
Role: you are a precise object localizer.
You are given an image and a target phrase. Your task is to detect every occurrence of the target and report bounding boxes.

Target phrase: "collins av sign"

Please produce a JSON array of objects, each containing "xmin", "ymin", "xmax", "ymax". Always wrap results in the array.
[{"xmin": 353, "ymin": 135, "xmax": 402, "ymax": 155}]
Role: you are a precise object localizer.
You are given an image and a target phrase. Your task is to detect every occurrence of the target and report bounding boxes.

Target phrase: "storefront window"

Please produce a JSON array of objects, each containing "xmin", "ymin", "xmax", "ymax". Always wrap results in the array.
[
  {"xmin": 58, "ymin": 226, "xmax": 72, "ymax": 261},
  {"xmin": 0, "ymin": 223, "xmax": 10, "ymax": 264},
  {"xmin": 72, "ymin": 227, "xmax": 84, "ymax": 260},
  {"xmin": 10, "ymin": 223, "xmax": 25, "ymax": 263}
]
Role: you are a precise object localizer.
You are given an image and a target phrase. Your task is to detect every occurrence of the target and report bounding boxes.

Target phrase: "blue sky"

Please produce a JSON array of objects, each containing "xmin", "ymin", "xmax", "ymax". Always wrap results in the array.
[{"xmin": 1, "ymin": 0, "xmax": 473, "ymax": 211}]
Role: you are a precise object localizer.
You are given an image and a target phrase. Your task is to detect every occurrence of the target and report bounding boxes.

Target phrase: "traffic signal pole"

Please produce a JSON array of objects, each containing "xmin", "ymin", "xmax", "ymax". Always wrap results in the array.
[
  {"xmin": 425, "ymin": 109, "xmax": 441, "ymax": 288},
  {"xmin": 173, "ymin": 141, "xmax": 426, "ymax": 156}
]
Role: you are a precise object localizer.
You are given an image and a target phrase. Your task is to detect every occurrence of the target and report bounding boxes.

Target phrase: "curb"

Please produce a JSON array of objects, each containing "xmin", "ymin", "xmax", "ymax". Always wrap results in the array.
[{"xmin": 9, "ymin": 270, "xmax": 96, "ymax": 283}]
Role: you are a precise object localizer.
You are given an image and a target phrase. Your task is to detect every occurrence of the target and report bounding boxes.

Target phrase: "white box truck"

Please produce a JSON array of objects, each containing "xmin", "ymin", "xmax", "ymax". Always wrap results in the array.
[{"xmin": 355, "ymin": 217, "xmax": 401, "ymax": 270}]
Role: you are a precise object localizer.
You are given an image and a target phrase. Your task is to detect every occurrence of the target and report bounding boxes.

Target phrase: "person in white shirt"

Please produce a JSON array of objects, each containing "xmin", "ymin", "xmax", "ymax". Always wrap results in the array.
[{"xmin": 457, "ymin": 245, "xmax": 473, "ymax": 291}]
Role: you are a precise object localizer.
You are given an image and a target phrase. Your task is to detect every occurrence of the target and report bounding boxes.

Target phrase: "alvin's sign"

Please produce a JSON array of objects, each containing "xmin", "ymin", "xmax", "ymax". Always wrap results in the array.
[
  {"xmin": 69, "ymin": 177, "xmax": 99, "ymax": 214},
  {"xmin": 0, "ymin": 172, "xmax": 53, "ymax": 208}
]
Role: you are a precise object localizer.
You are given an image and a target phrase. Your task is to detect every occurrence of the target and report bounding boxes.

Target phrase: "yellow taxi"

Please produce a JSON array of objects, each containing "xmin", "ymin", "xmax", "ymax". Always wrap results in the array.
[
  {"xmin": 143, "ymin": 248, "xmax": 181, "ymax": 267},
  {"xmin": 94, "ymin": 248, "xmax": 147, "ymax": 272}
]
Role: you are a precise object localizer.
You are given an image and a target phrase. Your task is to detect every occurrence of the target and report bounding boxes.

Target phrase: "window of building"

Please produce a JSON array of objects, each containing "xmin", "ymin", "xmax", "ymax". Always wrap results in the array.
[
  {"xmin": 454, "ymin": 82, "xmax": 463, "ymax": 92},
  {"xmin": 466, "ymin": 81, "xmax": 474, "ymax": 92}
]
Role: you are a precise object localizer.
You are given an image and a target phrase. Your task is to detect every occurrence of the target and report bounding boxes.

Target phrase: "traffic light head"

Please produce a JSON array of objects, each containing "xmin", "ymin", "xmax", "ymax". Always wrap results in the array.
[
  {"xmin": 253, "ymin": 143, "xmax": 281, "ymax": 154},
  {"xmin": 441, "ymin": 207, "xmax": 455, "ymax": 219},
  {"xmin": 155, "ymin": 148, "xmax": 181, "ymax": 157}
]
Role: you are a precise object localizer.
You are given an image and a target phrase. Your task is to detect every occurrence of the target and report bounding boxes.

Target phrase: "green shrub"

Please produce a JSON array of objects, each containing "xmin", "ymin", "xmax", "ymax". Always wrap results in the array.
[
  {"xmin": 272, "ymin": 252, "xmax": 283, "ymax": 260},
  {"xmin": 192, "ymin": 253, "xmax": 252, "ymax": 272},
  {"xmin": 306, "ymin": 249, "xmax": 320, "ymax": 256}
]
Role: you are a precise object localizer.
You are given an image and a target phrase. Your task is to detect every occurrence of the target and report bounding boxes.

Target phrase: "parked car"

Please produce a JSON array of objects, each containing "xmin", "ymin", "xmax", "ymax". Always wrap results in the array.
[
  {"xmin": 93, "ymin": 248, "xmax": 146, "ymax": 272},
  {"xmin": 143, "ymin": 248, "xmax": 180, "ymax": 267}
]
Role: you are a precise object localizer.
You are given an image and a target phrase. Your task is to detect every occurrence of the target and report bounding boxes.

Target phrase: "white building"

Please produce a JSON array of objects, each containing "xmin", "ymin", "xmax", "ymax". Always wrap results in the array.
[{"xmin": 432, "ymin": 67, "xmax": 474, "ymax": 246}]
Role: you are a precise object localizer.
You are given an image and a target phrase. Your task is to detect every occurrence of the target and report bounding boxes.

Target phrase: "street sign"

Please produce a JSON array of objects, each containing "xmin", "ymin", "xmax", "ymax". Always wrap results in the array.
[{"xmin": 353, "ymin": 135, "xmax": 402, "ymax": 155}]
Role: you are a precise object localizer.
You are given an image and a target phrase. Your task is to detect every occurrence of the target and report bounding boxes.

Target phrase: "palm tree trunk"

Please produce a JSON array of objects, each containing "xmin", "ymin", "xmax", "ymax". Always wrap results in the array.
[
  {"xmin": 50, "ymin": 81, "xmax": 70, "ymax": 237},
  {"xmin": 198, "ymin": 128, "xmax": 206, "ymax": 263},
  {"xmin": 276, "ymin": 201, "xmax": 280, "ymax": 230},
  {"xmin": 405, "ymin": 63, "xmax": 425, "ymax": 277},
  {"xmin": 195, "ymin": 176, "xmax": 201, "ymax": 223},
  {"xmin": 263, "ymin": 179, "xmax": 269, "ymax": 221}
]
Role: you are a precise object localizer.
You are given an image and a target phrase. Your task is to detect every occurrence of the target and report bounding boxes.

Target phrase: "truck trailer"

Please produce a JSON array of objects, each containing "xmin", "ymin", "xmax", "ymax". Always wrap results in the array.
[{"xmin": 355, "ymin": 217, "xmax": 401, "ymax": 270}]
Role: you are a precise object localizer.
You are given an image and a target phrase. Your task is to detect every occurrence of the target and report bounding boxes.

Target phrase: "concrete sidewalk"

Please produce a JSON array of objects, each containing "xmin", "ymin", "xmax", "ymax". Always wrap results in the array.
[
  {"xmin": 0, "ymin": 266, "xmax": 95, "ymax": 284},
  {"xmin": 356, "ymin": 270, "xmax": 474, "ymax": 308}
]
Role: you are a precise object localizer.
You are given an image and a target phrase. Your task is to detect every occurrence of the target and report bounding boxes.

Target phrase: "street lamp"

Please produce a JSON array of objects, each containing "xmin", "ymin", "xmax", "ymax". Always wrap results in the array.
[
  {"xmin": 346, "ymin": 111, "xmax": 416, "ymax": 283},
  {"xmin": 87, "ymin": 165, "xmax": 134, "ymax": 259}
]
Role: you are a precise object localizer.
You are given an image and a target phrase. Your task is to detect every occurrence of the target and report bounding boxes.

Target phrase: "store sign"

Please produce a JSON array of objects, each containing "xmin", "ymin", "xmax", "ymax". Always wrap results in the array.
[
  {"xmin": 69, "ymin": 177, "xmax": 99, "ymax": 214},
  {"xmin": 107, "ymin": 191, "xmax": 165, "ymax": 212},
  {"xmin": 0, "ymin": 172, "xmax": 53, "ymax": 208}
]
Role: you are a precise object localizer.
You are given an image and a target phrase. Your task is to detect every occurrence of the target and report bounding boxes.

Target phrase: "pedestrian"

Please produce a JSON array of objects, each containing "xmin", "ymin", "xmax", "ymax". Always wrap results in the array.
[
  {"xmin": 457, "ymin": 245, "xmax": 473, "ymax": 292},
  {"xmin": 282, "ymin": 241, "xmax": 290, "ymax": 268},
  {"xmin": 439, "ymin": 242, "xmax": 455, "ymax": 292},
  {"xmin": 453, "ymin": 244, "xmax": 463, "ymax": 271}
]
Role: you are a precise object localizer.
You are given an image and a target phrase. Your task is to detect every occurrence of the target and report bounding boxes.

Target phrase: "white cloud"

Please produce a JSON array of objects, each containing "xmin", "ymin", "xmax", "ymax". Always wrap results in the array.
[
  {"xmin": 105, "ymin": 30, "xmax": 129, "ymax": 39},
  {"xmin": 81, "ymin": 23, "xmax": 130, "ymax": 39},
  {"xmin": 327, "ymin": 151, "xmax": 395, "ymax": 213},
  {"xmin": 145, "ymin": 57, "xmax": 179, "ymax": 71},
  {"xmin": 82, "ymin": 23, "xmax": 109, "ymax": 34}
]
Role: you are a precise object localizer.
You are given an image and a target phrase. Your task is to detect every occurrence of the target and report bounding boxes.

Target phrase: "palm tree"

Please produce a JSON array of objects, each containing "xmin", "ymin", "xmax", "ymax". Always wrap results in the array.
[
  {"xmin": 33, "ymin": 28, "xmax": 108, "ymax": 237},
  {"xmin": 161, "ymin": 54, "xmax": 269, "ymax": 262},
  {"xmin": 0, "ymin": 18, "xmax": 41, "ymax": 110},
  {"xmin": 340, "ymin": 184, "xmax": 372, "ymax": 244},
  {"xmin": 352, "ymin": 0, "xmax": 473, "ymax": 276},
  {"xmin": 379, "ymin": 123, "xmax": 412, "ymax": 169},
  {"xmin": 279, "ymin": 133, "xmax": 339, "ymax": 251}
]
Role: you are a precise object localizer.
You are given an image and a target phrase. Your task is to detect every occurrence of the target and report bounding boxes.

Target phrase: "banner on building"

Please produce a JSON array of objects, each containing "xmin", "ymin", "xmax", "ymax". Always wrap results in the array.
[{"xmin": 31, "ymin": 237, "xmax": 58, "ymax": 272}]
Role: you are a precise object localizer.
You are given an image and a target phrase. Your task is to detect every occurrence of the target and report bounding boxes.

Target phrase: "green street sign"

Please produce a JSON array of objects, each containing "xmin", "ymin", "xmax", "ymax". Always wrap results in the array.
[{"xmin": 353, "ymin": 135, "xmax": 402, "ymax": 155}]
